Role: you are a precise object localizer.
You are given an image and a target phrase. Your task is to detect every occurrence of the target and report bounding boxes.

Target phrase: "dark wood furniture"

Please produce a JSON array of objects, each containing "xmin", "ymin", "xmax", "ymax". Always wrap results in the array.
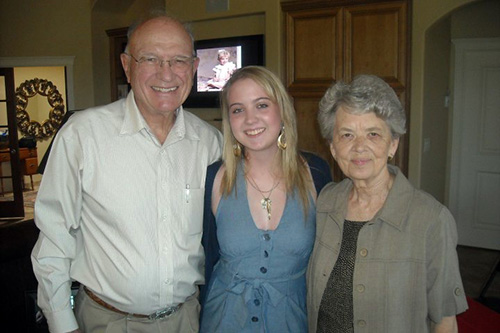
[
  {"xmin": 0, "ymin": 147, "xmax": 38, "ymax": 194},
  {"xmin": 20, "ymin": 148, "xmax": 38, "ymax": 190},
  {"xmin": 106, "ymin": 27, "xmax": 129, "ymax": 102},
  {"xmin": 0, "ymin": 68, "xmax": 24, "ymax": 218},
  {"xmin": 282, "ymin": 0, "xmax": 411, "ymax": 180}
]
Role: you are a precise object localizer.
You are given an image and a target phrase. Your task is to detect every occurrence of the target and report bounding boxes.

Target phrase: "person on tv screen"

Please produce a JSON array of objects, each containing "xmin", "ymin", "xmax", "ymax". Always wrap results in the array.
[
  {"xmin": 207, "ymin": 49, "xmax": 236, "ymax": 89},
  {"xmin": 200, "ymin": 66, "xmax": 332, "ymax": 332}
]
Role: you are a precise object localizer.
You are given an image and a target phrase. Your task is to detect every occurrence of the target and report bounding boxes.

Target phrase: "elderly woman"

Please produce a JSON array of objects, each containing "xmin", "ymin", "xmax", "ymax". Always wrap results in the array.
[{"xmin": 307, "ymin": 75, "xmax": 468, "ymax": 332}]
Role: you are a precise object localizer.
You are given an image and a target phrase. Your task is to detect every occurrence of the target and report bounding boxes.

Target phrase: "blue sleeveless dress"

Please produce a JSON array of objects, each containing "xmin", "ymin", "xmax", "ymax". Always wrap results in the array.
[{"xmin": 200, "ymin": 165, "xmax": 316, "ymax": 332}]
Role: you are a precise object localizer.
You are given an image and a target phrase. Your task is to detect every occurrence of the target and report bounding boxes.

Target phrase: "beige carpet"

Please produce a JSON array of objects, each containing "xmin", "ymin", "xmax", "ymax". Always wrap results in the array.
[{"xmin": 22, "ymin": 189, "xmax": 37, "ymax": 208}]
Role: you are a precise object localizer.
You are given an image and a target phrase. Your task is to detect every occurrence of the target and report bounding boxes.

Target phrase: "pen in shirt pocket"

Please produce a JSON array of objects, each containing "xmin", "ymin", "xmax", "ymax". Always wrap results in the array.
[{"xmin": 185, "ymin": 184, "xmax": 190, "ymax": 203}]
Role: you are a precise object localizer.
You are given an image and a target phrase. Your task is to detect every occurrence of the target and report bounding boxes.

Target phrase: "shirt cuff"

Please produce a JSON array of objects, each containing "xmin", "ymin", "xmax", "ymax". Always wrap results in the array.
[{"xmin": 44, "ymin": 307, "xmax": 79, "ymax": 333}]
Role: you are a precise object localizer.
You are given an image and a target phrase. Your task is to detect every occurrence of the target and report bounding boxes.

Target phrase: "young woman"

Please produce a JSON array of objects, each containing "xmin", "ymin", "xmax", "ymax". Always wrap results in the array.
[{"xmin": 200, "ymin": 66, "xmax": 331, "ymax": 332}]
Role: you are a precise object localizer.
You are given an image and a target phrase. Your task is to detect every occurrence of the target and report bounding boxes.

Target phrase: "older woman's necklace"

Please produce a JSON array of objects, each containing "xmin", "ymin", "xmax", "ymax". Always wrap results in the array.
[{"xmin": 246, "ymin": 175, "xmax": 280, "ymax": 220}]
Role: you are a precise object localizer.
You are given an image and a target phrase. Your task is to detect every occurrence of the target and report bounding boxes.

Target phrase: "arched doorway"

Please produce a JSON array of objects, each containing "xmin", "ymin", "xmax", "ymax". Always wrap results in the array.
[{"xmin": 421, "ymin": 0, "xmax": 500, "ymax": 249}]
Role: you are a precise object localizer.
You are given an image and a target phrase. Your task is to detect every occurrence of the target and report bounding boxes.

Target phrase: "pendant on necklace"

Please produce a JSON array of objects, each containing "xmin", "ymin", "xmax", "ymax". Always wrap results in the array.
[{"xmin": 261, "ymin": 198, "xmax": 272, "ymax": 220}]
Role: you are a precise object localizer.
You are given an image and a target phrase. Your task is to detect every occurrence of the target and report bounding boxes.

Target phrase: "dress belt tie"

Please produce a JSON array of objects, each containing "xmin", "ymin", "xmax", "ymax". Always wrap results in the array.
[{"xmin": 217, "ymin": 267, "xmax": 306, "ymax": 328}]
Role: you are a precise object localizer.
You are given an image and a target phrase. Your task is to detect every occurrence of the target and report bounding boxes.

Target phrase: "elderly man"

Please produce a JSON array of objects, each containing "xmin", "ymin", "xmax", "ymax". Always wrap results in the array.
[{"xmin": 31, "ymin": 13, "xmax": 222, "ymax": 333}]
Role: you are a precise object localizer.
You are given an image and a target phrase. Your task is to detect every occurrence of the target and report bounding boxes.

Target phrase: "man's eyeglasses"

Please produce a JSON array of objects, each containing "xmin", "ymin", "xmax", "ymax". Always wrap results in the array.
[{"xmin": 125, "ymin": 53, "xmax": 195, "ymax": 73}]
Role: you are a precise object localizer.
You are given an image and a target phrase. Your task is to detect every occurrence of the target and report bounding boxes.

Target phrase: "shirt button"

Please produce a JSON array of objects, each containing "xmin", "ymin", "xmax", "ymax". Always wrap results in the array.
[
  {"xmin": 263, "ymin": 233, "xmax": 271, "ymax": 241},
  {"xmin": 254, "ymin": 299, "xmax": 260, "ymax": 306},
  {"xmin": 251, "ymin": 316, "xmax": 259, "ymax": 322},
  {"xmin": 263, "ymin": 250, "xmax": 269, "ymax": 258},
  {"xmin": 359, "ymin": 248, "xmax": 368, "ymax": 257},
  {"xmin": 356, "ymin": 284, "xmax": 365, "ymax": 293},
  {"xmin": 260, "ymin": 267, "xmax": 267, "ymax": 274},
  {"xmin": 454, "ymin": 287, "xmax": 463, "ymax": 296},
  {"xmin": 357, "ymin": 320, "xmax": 366, "ymax": 327}
]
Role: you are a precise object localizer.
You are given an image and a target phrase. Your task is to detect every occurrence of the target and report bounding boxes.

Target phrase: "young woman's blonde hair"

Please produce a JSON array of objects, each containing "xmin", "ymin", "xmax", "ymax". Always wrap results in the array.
[{"xmin": 219, "ymin": 66, "xmax": 313, "ymax": 212}]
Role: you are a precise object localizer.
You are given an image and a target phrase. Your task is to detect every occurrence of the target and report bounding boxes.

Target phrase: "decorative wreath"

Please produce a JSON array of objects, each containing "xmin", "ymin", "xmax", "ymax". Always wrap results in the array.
[{"xmin": 15, "ymin": 78, "xmax": 66, "ymax": 140}]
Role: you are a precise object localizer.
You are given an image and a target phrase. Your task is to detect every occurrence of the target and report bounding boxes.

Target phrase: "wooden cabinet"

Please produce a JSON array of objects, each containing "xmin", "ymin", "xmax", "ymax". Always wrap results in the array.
[
  {"xmin": 106, "ymin": 27, "xmax": 129, "ymax": 102},
  {"xmin": 23, "ymin": 157, "xmax": 38, "ymax": 175},
  {"xmin": 282, "ymin": 0, "xmax": 411, "ymax": 180},
  {"xmin": 1, "ymin": 148, "xmax": 38, "ymax": 193}
]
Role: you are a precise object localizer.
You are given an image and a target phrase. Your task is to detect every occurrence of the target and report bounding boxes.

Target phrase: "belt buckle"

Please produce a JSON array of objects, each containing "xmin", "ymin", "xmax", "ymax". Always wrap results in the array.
[{"xmin": 147, "ymin": 306, "xmax": 177, "ymax": 320}]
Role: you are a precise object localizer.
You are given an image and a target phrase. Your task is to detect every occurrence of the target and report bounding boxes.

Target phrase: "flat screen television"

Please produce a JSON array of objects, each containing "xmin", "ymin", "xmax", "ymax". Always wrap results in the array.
[{"xmin": 184, "ymin": 34, "xmax": 265, "ymax": 108}]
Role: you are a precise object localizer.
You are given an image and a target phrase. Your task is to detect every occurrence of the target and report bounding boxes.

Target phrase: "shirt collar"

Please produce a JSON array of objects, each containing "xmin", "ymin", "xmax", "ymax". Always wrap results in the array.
[
  {"xmin": 163, "ymin": 105, "xmax": 202, "ymax": 147},
  {"xmin": 120, "ymin": 90, "xmax": 147, "ymax": 135},
  {"xmin": 372, "ymin": 165, "xmax": 413, "ymax": 231},
  {"xmin": 119, "ymin": 91, "xmax": 200, "ymax": 143},
  {"xmin": 319, "ymin": 165, "xmax": 414, "ymax": 231}
]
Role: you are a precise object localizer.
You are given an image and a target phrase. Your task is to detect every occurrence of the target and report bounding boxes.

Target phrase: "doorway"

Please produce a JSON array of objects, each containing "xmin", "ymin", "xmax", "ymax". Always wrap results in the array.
[
  {"xmin": 449, "ymin": 38, "xmax": 500, "ymax": 250},
  {"xmin": 420, "ymin": 0, "xmax": 500, "ymax": 250},
  {"xmin": 0, "ymin": 57, "xmax": 73, "ymax": 218}
]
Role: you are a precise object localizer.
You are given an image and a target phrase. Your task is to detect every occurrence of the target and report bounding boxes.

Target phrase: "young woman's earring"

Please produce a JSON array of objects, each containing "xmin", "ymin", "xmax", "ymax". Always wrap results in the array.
[
  {"xmin": 233, "ymin": 142, "xmax": 242, "ymax": 157},
  {"xmin": 277, "ymin": 126, "xmax": 287, "ymax": 150}
]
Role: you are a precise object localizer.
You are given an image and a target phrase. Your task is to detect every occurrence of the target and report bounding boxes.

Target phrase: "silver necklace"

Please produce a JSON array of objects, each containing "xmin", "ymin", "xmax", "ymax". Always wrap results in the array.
[{"xmin": 246, "ymin": 175, "xmax": 280, "ymax": 220}]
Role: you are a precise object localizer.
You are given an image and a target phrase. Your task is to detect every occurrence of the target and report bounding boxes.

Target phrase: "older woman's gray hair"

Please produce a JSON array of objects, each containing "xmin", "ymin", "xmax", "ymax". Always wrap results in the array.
[{"xmin": 318, "ymin": 74, "xmax": 406, "ymax": 142}]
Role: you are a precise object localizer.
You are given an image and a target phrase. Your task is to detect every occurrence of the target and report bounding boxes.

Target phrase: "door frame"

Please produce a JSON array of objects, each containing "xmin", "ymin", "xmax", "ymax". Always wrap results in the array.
[
  {"xmin": 0, "ymin": 67, "xmax": 24, "ymax": 218},
  {"xmin": 0, "ymin": 56, "xmax": 75, "ymax": 110}
]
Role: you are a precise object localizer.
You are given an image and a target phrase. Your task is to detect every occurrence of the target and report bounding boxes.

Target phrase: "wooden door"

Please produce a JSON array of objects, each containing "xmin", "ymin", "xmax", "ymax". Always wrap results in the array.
[
  {"xmin": 282, "ymin": 0, "xmax": 410, "ymax": 180},
  {"xmin": 344, "ymin": 2, "xmax": 409, "ymax": 174},
  {"xmin": 284, "ymin": 5, "xmax": 343, "ymax": 176}
]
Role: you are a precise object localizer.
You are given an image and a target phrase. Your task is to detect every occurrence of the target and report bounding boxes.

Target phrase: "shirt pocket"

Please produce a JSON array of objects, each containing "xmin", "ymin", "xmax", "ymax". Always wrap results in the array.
[{"xmin": 182, "ymin": 187, "xmax": 204, "ymax": 235}]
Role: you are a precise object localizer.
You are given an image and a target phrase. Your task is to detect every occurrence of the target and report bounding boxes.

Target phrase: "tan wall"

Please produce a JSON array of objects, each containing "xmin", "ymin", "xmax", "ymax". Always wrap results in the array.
[
  {"xmin": 0, "ymin": 0, "xmax": 94, "ymax": 110},
  {"xmin": 409, "ymin": 0, "xmax": 480, "ymax": 185},
  {"xmin": 421, "ymin": 18, "xmax": 452, "ymax": 203},
  {"xmin": 2, "ymin": 0, "xmax": 498, "ymax": 188},
  {"xmin": 451, "ymin": 0, "xmax": 500, "ymax": 38},
  {"xmin": 419, "ymin": 0, "xmax": 500, "ymax": 203}
]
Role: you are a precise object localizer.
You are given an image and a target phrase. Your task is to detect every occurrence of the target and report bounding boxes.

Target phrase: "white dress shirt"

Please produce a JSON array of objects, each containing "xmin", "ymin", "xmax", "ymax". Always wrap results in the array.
[{"xmin": 31, "ymin": 92, "xmax": 222, "ymax": 333}]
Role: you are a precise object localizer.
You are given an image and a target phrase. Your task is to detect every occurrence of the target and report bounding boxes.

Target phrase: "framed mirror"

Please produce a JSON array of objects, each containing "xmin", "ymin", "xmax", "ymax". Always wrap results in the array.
[{"xmin": 15, "ymin": 78, "xmax": 65, "ymax": 141}]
